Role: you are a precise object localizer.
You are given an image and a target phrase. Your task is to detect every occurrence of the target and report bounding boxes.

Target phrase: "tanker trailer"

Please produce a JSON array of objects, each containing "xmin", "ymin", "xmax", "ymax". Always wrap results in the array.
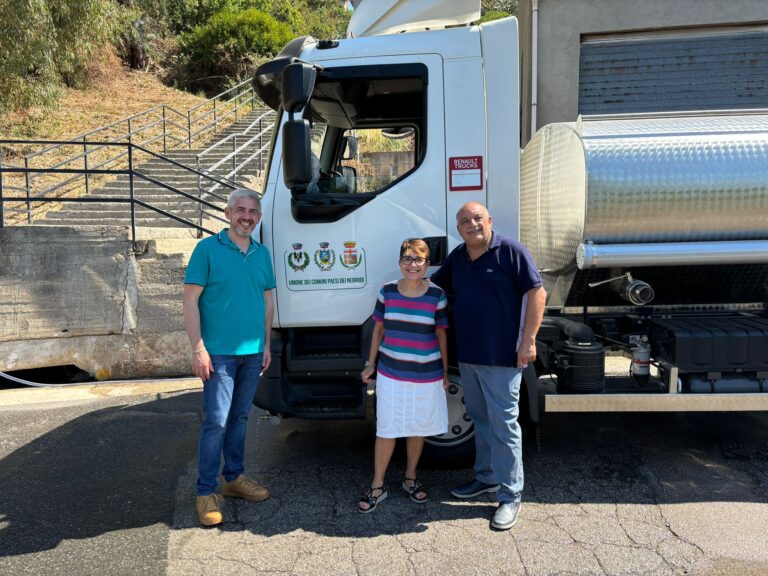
[{"xmin": 520, "ymin": 110, "xmax": 768, "ymax": 413}]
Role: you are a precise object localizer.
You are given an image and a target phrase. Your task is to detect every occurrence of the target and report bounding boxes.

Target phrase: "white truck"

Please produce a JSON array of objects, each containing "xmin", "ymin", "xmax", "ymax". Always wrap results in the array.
[{"xmin": 249, "ymin": 0, "xmax": 768, "ymax": 460}]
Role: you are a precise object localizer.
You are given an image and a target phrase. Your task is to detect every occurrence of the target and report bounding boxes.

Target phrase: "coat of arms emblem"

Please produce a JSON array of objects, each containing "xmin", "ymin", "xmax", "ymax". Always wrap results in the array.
[
  {"xmin": 313, "ymin": 241, "xmax": 336, "ymax": 271},
  {"xmin": 341, "ymin": 241, "xmax": 362, "ymax": 269},
  {"xmin": 287, "ymin": 242, "xmax": 309, "ymax": 272}
]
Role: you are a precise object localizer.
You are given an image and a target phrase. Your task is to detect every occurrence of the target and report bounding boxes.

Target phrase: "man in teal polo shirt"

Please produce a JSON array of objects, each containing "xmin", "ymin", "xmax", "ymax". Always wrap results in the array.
[{"xmin": 183, "ymin": 188, "xmax": 276, "ymax": 527}]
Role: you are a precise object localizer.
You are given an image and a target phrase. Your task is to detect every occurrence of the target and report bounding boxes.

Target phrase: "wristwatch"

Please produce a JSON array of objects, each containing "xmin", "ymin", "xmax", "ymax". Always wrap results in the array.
[{"xmin": 364, "ymin": 361, "xmax": 374, "ymax": 368}]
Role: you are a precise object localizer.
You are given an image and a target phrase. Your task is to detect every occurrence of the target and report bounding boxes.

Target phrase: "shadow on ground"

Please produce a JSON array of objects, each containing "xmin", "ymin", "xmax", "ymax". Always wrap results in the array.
[
  {"xmin": 170, "ymin": 409, "xmax": 768, "ymax": 539},
  {"xmin": 2, "ymin": 391, "xmax": 768, "ymax": 563},
  {"xmin": 0, "ymin": 392, "xmax": 200, "ymax": 566}
]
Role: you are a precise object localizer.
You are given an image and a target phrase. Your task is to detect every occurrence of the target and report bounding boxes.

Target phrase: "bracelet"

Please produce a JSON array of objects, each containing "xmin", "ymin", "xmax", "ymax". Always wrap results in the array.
[
  {"xmin": 364, "ymin": 361, "xmax": 374, "ymax": 368},
  {"xmin": 193, "ymin": 346, "xmax": 206, "ymax": 353}
]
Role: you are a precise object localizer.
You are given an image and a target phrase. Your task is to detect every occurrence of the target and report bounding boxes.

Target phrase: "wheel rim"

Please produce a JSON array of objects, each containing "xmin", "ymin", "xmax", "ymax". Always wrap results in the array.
[{"xmin": 425, "ymin": 372, "xmax": 474, "ymax": 448}]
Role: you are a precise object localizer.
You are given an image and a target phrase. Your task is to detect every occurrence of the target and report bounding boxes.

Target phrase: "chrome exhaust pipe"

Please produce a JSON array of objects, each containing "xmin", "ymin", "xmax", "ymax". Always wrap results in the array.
[
  {"xmin": 621, "ymin": 278, "xmax": 655, "ymax": 305},
  {"xmin": 588, "ymin": 273, "xmax": 655, "ymax": 306}
]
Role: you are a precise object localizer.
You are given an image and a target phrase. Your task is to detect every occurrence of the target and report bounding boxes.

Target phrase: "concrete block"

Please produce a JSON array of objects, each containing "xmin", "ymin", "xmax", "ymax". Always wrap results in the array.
[
  {"xmin": 0, "ymin": 226, "xmax": 132, "ymax": 342},
  {"xmin": 0, "ymin": 226, "xmax": 198, "ymax": 379}
]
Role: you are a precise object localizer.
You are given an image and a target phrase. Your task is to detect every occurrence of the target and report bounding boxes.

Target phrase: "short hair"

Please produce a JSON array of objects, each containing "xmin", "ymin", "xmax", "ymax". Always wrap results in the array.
[
  {"xmin": 399, "ymin": 238, "xmax": 430, "ymax": 259},
  {"xmin": 227, "ymin": 188, "xmax": 262, "ymax": 210}
]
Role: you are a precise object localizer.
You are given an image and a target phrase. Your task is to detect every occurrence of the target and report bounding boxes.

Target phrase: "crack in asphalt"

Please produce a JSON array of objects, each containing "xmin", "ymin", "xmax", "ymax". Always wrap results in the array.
[{"xmin": 161, "ymin": 412, "xmax": 768, "ymax": 576}]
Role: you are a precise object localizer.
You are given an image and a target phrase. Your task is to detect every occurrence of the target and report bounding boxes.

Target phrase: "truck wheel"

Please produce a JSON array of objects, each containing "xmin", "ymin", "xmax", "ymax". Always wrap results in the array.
[{"xmin": 423, "ymin": 370, "xmax": 475, "ymax": 467}]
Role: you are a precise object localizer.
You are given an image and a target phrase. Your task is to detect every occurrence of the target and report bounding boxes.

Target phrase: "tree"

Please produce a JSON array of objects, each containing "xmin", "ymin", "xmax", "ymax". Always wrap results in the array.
[
  {"xmin": 177, "ymin": 8, "xmax": 293, "ymax": 94},
  {"xmin": 0, "ymin": 0, "xmax": 115, "ymax": 111},
  {"xmin": 481, "ymin": 0, "xmax": 518, "ymax": 15}
]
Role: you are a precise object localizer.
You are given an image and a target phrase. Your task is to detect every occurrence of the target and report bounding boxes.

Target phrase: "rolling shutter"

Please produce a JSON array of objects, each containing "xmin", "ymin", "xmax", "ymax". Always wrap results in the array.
[{"xmin": 579, "ymin": 29, "xmax": 768, "ymax": 114}]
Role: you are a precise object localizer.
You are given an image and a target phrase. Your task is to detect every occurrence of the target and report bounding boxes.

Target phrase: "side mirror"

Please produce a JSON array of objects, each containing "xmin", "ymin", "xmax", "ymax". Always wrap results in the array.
[
  {"xmin": 281, "ymin": 63, "xmax": 317, "ymax": 114},
  {"xmin": 282, "ymin": 119, "xmax": 312, "ymax": 190},
  {"xmin": 341, "ymin": 135, "xmax": 358, "ymax": 160}
]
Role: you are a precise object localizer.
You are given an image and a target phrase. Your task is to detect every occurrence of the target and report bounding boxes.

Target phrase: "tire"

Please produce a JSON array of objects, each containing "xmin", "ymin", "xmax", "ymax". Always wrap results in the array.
[{"xmin": 422, "ymin": 369, "xmax": 475, "ymax": 467}]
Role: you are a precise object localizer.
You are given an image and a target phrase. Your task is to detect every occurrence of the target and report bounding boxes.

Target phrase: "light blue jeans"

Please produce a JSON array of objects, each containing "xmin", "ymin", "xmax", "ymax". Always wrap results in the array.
[
  {"xmin": 196, "ymin": 353, "xmax": 263, "ymax": 496},
  {"xmin": 459, "ymin": 362, "xmax": 524, "ymax": 504}
]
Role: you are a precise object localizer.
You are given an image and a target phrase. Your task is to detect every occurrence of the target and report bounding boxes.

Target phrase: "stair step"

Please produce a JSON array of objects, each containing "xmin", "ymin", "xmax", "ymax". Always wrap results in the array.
[
  {"xmin": 36, "ymin": 217, "xmax": 201, "ymax": 228},
  {"xmin": 23, "ymin": 107, "xmax": 271, "ymax": 231}
]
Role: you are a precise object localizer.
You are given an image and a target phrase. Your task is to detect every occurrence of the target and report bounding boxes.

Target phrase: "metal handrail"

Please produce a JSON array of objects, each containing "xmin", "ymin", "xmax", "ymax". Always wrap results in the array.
[
  {"xmin": 200, "ymin": 131, "xmax": 271, "ymax": 185},
  {"xmin": 196, "ymin": 110, "xmax": 275, "ymax": 181},
  {"xmin": 27, "ymin": 80, "xmax": 256, "ymax": 160},
  {"xmin": 18, "ymin": 79, "xmax": 261, "ymax": 211},
  {"xmin": 188, "ymin": 81, "xmax": 252, "ymax": 112},
  {"xmin": 0, "ymin": 140, "xmax": 239, "ymax": 242},
  {"xmin": 195, "ymin": 121, "xmax": 274, "ymax": 228},
  {"xmin": 192, "ymin": 107, "xmax": 275, "ymax": 228}
]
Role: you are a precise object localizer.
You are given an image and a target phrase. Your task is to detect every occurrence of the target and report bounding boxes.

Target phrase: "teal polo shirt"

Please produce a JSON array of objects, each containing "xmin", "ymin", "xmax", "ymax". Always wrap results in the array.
[{"xmin": 184, "ymin": 230, "xmax": 276, "ymax": 355}]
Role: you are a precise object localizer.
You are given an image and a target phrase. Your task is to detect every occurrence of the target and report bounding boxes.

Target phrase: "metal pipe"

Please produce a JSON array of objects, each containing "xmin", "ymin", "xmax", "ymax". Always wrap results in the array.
[
  {"xmin": 23, "ymin": 157, "xmax": 31, "ymax": 223},
  {"xmin": 232, "ymin": 134, "xmax": 237, "ymax": 177},
  {"xmin": 82, "ymin": 136, "xmax": 89, "ymax": 195},
  {"xmin": 530, "ymin": 0, "xmax": 539, "ymax": 140},
  {"xmin": 24, "ymin": 106, "xmax": 165, "ymax": 159},
  {"xmin": 577, "ymin": 240, "xmax": 768, "ymax": 269},
  {"xmin": 162, "ymin": 106, "xmax": 167, "ymax": 153},
  {"xmin": 127, "ymin": 144, "xmax": 137, "ymax": 247},
  {"xmin": 620, "ymin": 277, "xmax": 654, "ymax": 305},
  {"xmin": 187, "ymin": 79, "xmax": 251, "ymax": 112}
]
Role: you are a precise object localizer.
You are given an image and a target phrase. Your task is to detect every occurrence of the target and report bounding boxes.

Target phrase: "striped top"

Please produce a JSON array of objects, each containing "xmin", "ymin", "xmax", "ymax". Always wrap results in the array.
[{"xmin": 372, "ymin": 281, "xmax": 449, "ymax": 383}]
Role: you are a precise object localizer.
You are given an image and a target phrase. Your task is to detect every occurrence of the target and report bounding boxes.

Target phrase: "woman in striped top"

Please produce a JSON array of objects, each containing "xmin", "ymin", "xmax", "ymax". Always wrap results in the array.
[{"xmin": 358, "ymin": 239, "xmax": 450, "ymax": 513}]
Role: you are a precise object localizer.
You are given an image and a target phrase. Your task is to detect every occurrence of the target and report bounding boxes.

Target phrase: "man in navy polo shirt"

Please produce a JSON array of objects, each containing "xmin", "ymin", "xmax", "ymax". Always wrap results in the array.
[
  {"xmin": 433, "ymin": 202, "xmax": 545, "ymax": 530},
  {"xmin": 183, "ymin": 188, "xmax": 276, "ymax": 527}
]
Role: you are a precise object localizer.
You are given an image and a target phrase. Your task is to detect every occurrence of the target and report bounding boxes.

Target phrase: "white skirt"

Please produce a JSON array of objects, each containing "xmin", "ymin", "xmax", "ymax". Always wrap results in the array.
[{"xmin": 375, "ymin": 371, "xmax": 449, "ymax": 438}]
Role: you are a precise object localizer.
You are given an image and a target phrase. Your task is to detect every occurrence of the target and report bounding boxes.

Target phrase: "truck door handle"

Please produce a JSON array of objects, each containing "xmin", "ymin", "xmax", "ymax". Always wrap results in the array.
[{"xmin": 423, "ymin": 236, "xmax": 447, "ymax": 265}]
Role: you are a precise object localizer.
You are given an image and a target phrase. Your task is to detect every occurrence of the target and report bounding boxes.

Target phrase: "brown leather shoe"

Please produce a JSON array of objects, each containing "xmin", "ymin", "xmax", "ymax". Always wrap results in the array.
[
  {"xmin": 196, "ymin": 494, "xmax": 223, "ymax": 526},
  {"xmin": 222, "ymin": 475, "xmax": 270, "ymax": 502}
]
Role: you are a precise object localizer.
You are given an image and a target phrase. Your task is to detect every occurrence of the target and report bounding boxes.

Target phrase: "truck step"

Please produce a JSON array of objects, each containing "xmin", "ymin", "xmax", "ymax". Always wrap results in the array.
[{"xmin": 285, "ymin": 399, "xmax": 365, "ymax": 419}]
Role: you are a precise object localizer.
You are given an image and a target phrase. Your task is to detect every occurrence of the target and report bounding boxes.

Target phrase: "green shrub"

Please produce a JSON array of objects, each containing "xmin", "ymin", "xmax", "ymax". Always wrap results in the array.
[
  {"xmin": 177, "ymin": 8, "xmax": 292, "ymax": 95},
  {"xmin": 478, "ymin": 10, "xmax": 511, "ymax": 24},
  {"xmin": 0, "ymin": 0, "xmax": 114, "ymax": 111}
]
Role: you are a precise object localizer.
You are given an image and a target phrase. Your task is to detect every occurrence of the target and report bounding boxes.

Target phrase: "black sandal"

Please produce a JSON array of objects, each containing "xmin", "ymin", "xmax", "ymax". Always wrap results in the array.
[
  {"xmin": 358, "ymin": 485, "xmax": 388, "ymax": 513},
  {"xmin": 402, "ymin": 477, "xmax": 429, "ymax": 503}
]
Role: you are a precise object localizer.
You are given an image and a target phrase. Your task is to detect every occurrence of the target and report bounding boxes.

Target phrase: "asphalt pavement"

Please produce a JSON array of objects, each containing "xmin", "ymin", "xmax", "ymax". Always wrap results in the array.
[{"xmin": 1, "ymin": 381, "xmax": 768, "ymax": 576}]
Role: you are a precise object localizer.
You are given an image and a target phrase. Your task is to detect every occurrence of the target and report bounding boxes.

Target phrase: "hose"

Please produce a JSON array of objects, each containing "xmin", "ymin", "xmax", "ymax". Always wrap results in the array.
[
  {"xmin": 0, "ymin": 370, "xmax": 87, "ymax": 388},
  {"xmin": 544, "ymin": 317, "xmax": 595, "ymax": 343}
]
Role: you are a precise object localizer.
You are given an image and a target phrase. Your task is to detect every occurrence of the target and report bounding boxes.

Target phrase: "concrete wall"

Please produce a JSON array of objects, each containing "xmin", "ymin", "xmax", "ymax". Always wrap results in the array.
[
  {"xmin": 0, "ymin": 226, "xmax": 195, "ymax": 380},
  {"xmin": 518, "ymin": 0, "xmax": 768, "ymax": 143}
]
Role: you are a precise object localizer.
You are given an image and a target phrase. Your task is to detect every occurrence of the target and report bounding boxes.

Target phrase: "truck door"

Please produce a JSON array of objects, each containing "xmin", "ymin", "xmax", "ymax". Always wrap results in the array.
[{"xmin": 268, "ymin": 55, "xmax": 446, "ymax": 327}]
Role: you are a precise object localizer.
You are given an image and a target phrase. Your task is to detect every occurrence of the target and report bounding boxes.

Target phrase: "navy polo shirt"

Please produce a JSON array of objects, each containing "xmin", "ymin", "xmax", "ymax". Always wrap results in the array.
[
  {"xmin": 184, "ymin": 230, "xmax": 276, "ymax": 355},
  {"xmin": 432, "ymin": 232, "xmax": 542, "ymax": 367}
]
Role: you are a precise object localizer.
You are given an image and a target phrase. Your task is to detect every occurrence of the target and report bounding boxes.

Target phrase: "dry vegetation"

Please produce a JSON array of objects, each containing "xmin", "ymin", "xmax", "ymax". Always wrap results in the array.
[
  {"xmin": 0, "ymin": 48, "xmax": 206, "ymax": 142},
  {"xmin": 0, "ymin": 50, "xmax": 208, "ymax": 224}
]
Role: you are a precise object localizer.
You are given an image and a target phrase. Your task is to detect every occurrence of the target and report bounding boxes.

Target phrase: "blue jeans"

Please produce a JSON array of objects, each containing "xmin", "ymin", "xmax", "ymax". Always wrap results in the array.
[
  {"xmin": 459, "ymin": 362, "xmax": 524, "ymax": 503},
  {"xmin": 196, "ymin": 353, "xmax": 263, "ymax": 496}
]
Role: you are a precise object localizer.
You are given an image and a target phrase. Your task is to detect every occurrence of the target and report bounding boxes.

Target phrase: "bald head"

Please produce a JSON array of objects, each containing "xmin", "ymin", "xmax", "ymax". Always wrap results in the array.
[
  {"xmin": 456, "ymin": 202, "xmax": 493, "ymax": 250},
  {"xmin": 456, "ymin": 202, "xmax": 489, "ymax": 222}
]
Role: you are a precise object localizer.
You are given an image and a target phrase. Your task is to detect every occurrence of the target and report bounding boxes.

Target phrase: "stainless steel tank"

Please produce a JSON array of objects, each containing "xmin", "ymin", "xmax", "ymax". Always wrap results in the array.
[{"xmin": 519, "ymin": 111, "xmax": 768, "ymax": 308}]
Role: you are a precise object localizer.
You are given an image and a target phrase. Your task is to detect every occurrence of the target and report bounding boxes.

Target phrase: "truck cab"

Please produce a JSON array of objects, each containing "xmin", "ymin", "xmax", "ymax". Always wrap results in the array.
[{"xmin": 251, "ymin": 2, "xmax": 514, "ymax": 459}]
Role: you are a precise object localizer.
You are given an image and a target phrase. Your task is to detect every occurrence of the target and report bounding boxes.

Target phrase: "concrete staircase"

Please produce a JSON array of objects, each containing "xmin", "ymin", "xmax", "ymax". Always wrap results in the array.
[{"xmin": 36, "ymin": 108, "xmax": 274, "ymax": 233}]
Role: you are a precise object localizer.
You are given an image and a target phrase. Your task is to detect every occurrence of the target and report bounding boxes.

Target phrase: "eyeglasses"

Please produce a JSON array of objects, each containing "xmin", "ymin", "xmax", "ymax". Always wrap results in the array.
[{"xmin": 400, "ymin": 256, "xmax": 427, "ymax": 266}]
